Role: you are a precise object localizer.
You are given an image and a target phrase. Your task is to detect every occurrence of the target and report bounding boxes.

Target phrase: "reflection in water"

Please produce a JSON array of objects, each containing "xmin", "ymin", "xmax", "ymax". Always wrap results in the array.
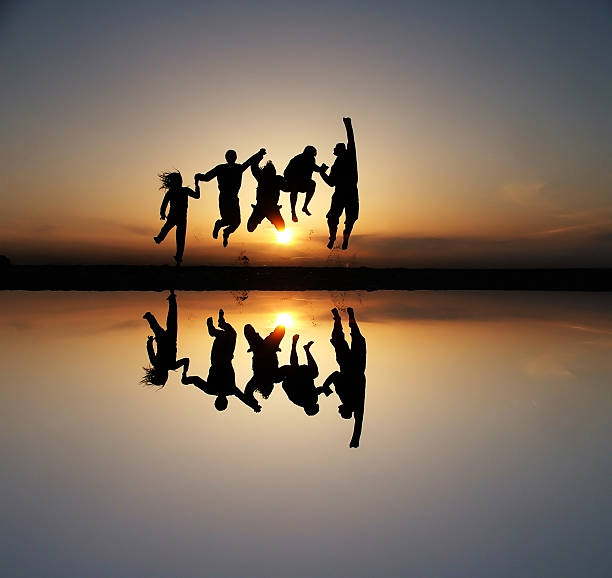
[
  {"xmin": 243, "ymin": 323, "xmax": 286, "ymax": 402},
  {"xmin": 181, "ymin": 309, "xmax": 261, "ymax": 413},
  {"xmin": 140, "ymin": 293, "xmax": 368, "ymax": 447},
  {"xmin": 324, "ymin": 307, "xmax": 367, "ymax": 448},
  {"xmin": 141, "ymin": 289, "xmax": 189, "ymax": 386},
  {"xmin": 280, "ymin": 334, "xmax": 331, "ymax": 416}
]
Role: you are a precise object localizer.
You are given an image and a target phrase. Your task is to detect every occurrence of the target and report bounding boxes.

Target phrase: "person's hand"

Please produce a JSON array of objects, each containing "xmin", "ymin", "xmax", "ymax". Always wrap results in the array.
[
  {"xmin": 259, "ymin": 148, "xmax": 267, "ymax": 156},
  {"xmin": 254, "ymin": 403, "xmax": 262, "ymax": 413},
  {"xmin": 323, "ymin": 385, "xmax": 333, "ymax": 397},
  {"xmin": 147, "ymin": 335, "xmax": 154, "ymax": 342},
  {"xmin": 194, "ymin": 173, "xmax": 201, "ymax": 182},
  {"xmin": 320, "ymin": 163, "xmax": 328, "ymax": 173},
  {"xmin": 160, "ymin": 214, "xmax": 166, "ymax": 220},
  {"xmin": 349, "ymin": 440, "xmax": 359, "ymax": 448},
  {"xmin": 343, "ymin": 117, "xmax": 352, "ymax": 125}
]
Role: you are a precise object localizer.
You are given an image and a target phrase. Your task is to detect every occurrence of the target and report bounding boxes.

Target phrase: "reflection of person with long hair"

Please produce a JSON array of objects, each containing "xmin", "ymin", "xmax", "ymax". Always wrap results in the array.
[
  {"xmin": 243, "ymin": 323, "xmax": 285, "ymax": 404},
  {"xmin": 322, "ymin": 307, "xmax": 366, "ymax": 447},
  {"xmin": 142, "ymin": 290, "xmax": 189, "ymax": 386},
  {"xmin": 280, "ymin": 334, "xmax": 332, "ymax": 416},
  {"xmin": 181, "ymin": 310, "xmax": 261, "ymax": 412}
]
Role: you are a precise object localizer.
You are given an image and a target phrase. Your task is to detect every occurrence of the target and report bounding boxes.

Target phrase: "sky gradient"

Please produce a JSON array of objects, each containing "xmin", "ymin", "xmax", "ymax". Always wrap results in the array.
[{"xmin": 2, "ymin": 0, "xmax": 611, "ymax": 266}]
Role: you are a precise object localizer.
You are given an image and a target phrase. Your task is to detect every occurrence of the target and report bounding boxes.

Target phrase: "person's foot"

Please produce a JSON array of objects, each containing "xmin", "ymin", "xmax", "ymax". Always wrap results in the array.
[
  {"xmin": 331, "ymin": 308, "xmax": 340, "ymax": 320},
  {"xmin": 292, "ymin": 213, "xmax": 298, "ymax": 223},
  {"xmin": 347, "ymin": 307, "xmax": 354, "ymax": 318},
  {"xmin": 218, "ymin": 309, "xmax": 225, "ymax": 323},
  {"xmin": 143, "ymin": 311, "xmax": 152, "ymax": 319},
  {"xmin": 302, "ymin": 207, "xmax": 311, "ymax": 216},
  {"xmin": 304, "ymin": 340, "xmax": 314, "ymax": 351},
  {"xmin": 212, "ymin": 220, "xmax": 222, "ymax": 239},
  {"xmin": 222, "ymin": 234, "xmax": 229, "ymax": 247},
  {"xmin": 327, "ymin": 238, "xmax": 335, "ymax": 250},
  {"xmin": 173, "ymin": 256, "xmax": 182, "ymax": 266},
  {"xmin": 167, "ymin": 289, "xmax": 176, "ymax": 300},
  {"xmin": 341, "ymin": 236, "xmax": 349, "ymax": 250},
  {"xmin": 292, "ymin": 334, "xmax": 299, "ymax": 344},
  {"xmin": 153, "ymin": 236, "xmax": 161, "ymax": 244}
]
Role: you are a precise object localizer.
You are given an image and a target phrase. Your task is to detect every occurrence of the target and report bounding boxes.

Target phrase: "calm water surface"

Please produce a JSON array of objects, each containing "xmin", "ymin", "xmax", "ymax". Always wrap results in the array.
[{"xmin": 1, "ymin": 290, "xmax": 611, "ymax": 577}]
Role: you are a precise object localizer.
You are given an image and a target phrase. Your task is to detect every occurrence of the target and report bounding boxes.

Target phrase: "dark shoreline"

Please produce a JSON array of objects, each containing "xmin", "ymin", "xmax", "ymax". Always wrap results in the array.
[{"xmin": 1, "ymin": 265, "xmax": 611, "ymax": 291}]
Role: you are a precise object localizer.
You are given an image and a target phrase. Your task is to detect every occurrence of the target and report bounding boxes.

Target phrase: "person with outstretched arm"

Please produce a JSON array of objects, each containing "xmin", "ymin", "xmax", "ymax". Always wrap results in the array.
[
  {"xmin": 320, "ymin": 117, "xmax": 359, "ymax": 250},
  {"xmin": 323, "ymin": 307, "xmax": 366, "ymax": 447},
  {"xmin": 181, "ymin": 309, "xmax": 261, "ymax": 412},
  {"xmin": 153, "ymin": 171, "xmax": 200, "ymax": 265},
  {"xmin": 195, "ymin": 148, "xmax": 266, "ymax": 247}
]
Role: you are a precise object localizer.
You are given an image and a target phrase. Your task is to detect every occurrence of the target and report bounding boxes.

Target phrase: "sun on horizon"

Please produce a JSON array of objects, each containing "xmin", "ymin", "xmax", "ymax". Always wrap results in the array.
[{"xmin": 276, "ymin": 229, "xmax": 293, "ymax": 244}]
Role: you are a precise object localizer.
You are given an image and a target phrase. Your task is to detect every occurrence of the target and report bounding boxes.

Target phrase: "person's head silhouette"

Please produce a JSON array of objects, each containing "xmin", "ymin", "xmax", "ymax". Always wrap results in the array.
[
  {"xmin": 338, "ymin": 404, "xmax": 353, "ymax": 419},
  {"xmin": 305, "ymin": 403, "xmax": 320, "ymax": 416},
  {"xmin": 262, "ymin": 160, "xmax": 276, "ymax": 177},
  {"xmin": 333, "ymin": 143, "xmax": 346, "ymax": 157},
  {"xmin": 215, "ymin": 396, "xmax": 229, "ymax": 411},
  {"xmin": 158, "ymin": 171, "xmax": 183, "ymax": 190},
  {"xmin": 303, "ymin": 145, "xmax": 317, "ymax": 158},
  {"xmin": 225, "ymin": 150, "xmax": 237, "ymax": 164}
]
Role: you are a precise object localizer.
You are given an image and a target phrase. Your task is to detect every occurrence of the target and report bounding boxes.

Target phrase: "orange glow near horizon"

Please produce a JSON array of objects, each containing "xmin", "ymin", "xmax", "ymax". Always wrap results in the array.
[
  {"xmin": 276, "ymin": 229, "xmax": 293, "ymax": 244},
  {"xmin": 275, "ymin": 312, "xmax": 294, "ymax": 328}
]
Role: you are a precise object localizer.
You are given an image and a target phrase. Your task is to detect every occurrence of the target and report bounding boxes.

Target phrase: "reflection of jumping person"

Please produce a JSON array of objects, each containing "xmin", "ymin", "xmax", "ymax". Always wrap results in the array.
[
  {"xmin": 283, "ymin": 146, "xmax": 328, "ymax": 222},
  {"xmin": 195, "ymin": 148, "xmax": 266, "ymax": 247},
  {"xmin": 247, "ymin": 160, "xmax": 286, "ymax": 232},
  {"xmin": 153, "ymin": 171, "xmax": 200, "ymax": 265},
  {"xmin": 322, "ymin": 307, "xmax": 366, "ymax": 447},
  {"xmin": 181, "ymin": 310, "xmax": 261, "ymax": 412},
  {"xmin": 280, "ymin": 334, "xmax": 331, "ymax": 416},
  {"xmin": 243, "ymin": 323, "xmax": 285, "ymax": 404},
  {"xmin": 320, "ymin": 117, "xmax": 358, "ymax": 250},
  {"xmin": 142, "ymin": 290, "xmax": 189, "ymax": 386}
]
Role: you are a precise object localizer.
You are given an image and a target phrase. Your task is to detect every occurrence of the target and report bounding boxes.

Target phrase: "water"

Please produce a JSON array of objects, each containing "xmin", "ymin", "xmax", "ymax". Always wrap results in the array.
[{"xmin": 1, "ymin": 290, "xmax": 612, "ymax": 577}]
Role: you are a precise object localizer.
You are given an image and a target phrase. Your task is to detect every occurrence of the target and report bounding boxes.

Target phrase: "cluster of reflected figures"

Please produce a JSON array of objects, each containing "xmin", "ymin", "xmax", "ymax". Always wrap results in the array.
[{"xmin": 142, "ymin": 290, "xmax": 366, "ymax": 448}]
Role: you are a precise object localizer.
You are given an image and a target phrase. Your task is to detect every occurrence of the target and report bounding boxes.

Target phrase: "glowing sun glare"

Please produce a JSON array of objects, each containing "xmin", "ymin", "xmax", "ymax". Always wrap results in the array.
[
  {"xmin": 275, "ymin": 312, "xmax": 295, "ymax": 328},
  {"xmin": 276, "ymin": 229, "xmax": 292, "ymax": 244}
]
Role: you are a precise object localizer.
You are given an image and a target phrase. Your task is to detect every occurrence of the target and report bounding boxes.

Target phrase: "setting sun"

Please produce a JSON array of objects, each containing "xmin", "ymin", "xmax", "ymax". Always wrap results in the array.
[
  {"xmin": 275, "ymin": 312, "xmax": 294, "ymax": 328},
  {"xmin": 276, "ymin": 229, "xmax": 292, "ymax": 244}
]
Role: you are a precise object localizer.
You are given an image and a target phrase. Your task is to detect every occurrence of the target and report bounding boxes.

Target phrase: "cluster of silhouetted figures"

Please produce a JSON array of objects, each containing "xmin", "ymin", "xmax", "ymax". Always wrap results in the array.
[
  {"xmin": 153, "ymin": 117, "xmax": 359, "ymax": 264},
  {"xmin": 142, "ymin": 290, "xmax": 366, "ymax": 448}
]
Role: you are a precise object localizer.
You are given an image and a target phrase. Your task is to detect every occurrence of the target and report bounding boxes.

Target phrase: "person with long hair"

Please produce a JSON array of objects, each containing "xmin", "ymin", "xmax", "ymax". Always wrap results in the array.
[
  {"xmin": 142, "ymin": 290, "xmax": 189, "ymax": 387},
  {"xmin": 153, "ymin": 171, "xmax": 200, "ymax": 265}
]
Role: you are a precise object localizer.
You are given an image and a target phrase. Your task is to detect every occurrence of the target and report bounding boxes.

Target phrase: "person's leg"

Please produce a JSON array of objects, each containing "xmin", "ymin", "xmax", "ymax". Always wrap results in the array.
[
  {"xmin": 330, "ymin": 308, "xmax": 350, "ymax": 367},
  {"xmin": 347, "ymin": 307, "xmax": 367, "ymax": 372},
  {"xmin": 289, "ymin": 190, "xmax": 298, "ymax": 222},
  {"xmin": 155, "ymin": 220, "xmax": 175, "ymax": 244},
  {"xmin": 143, "ymin": 312, "xmax": 164, "ymax": 338},
  {"xmin": 222, "ymin": 198, "xmax": 241, "ymax": 247},
  {"xmin": 290, "ymin": 334, "xmax": 299, "ymax": 367},
  {"xmin": 342, "ymin": 192, "xmax": 359, "ymax": 250},
  {"xmin": 304, "ymin": 340, "xmax": 318, "ymax": 378},
  {"xmin": 302, "ymin": 179, "xmax": 316, "ymax": 215},
  {"xmin": 247, "ymin": 206, "xmax": 264, "ymax": 232},
  {"xmin": 267, "ymin": 207, "xmax": 285, "ymax": 231},
  {"xmin": 175, "ymin": 220, "xmax": 186, "ymax": 263},
  {"xmin": 166, "ymin": 291, "xmax": 177, "ymax": 342},
  {"xmin": 326, "ymin": 195, "xmax": 342, "ymax": 249}
]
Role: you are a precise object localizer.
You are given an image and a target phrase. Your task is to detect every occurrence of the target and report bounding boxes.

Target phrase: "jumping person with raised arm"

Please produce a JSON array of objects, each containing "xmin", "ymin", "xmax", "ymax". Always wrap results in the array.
[
  {"xmin": 195, "ymin": 148, "xmax": 266, "ymax": 247},
  {"xmin": 320, "ymin": 117, "xmax": 359, "ymax": 250}
]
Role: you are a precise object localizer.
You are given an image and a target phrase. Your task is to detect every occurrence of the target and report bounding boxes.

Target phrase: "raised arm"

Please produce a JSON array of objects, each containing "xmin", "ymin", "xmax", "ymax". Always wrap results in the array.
[
  {"xmin": 343, "ymin": 117, "xmax": 355, "ymax": 154},
  {"xmin": 159, "ymin": 191, "xmax": 171, "ymax": 220},
  {"xmin": 250, "ymin": 161, "xmax": 262, "ymax": 180},
  {"xmin": 241, "ymin": 148, "xmax": 266, "ymax": 172}
]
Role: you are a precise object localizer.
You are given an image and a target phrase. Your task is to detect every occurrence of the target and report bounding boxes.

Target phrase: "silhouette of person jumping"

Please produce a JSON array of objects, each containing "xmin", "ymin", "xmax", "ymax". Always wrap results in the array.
[
  {"xmin": 280, "ymin": 334, "xmax": 332, "ymax": 416},
  {"xmin": 142, "ymin": 289, "xmax": 189, "ymax": 386},
  {"xmin": 322, "ymin": 307, "xmax": 366, "ymax": 447},
  {"xmin": 320, "ymin": 117, "xmax": 358, "ymax": 250},
  {"xmin": 181, "ymin": 309, "xmax": 261, "ymax": 412},
  {"xmin": 153, "ymin": 171, "xmax": 200, "ymax": 265},
  {"xmin": 283, "ymin": 146, "xmax": 328, "ymax": 222},
  {"xmin": 243, "ymin": 323, "xmax": 286, "ymax": 404},
  {"xmin": 247, "ymin": 160, "xmax": 286, "ymax": 232},
  {"xmin": 195, "ymin": 148, "xmax": 266, "ymax": 247}
]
